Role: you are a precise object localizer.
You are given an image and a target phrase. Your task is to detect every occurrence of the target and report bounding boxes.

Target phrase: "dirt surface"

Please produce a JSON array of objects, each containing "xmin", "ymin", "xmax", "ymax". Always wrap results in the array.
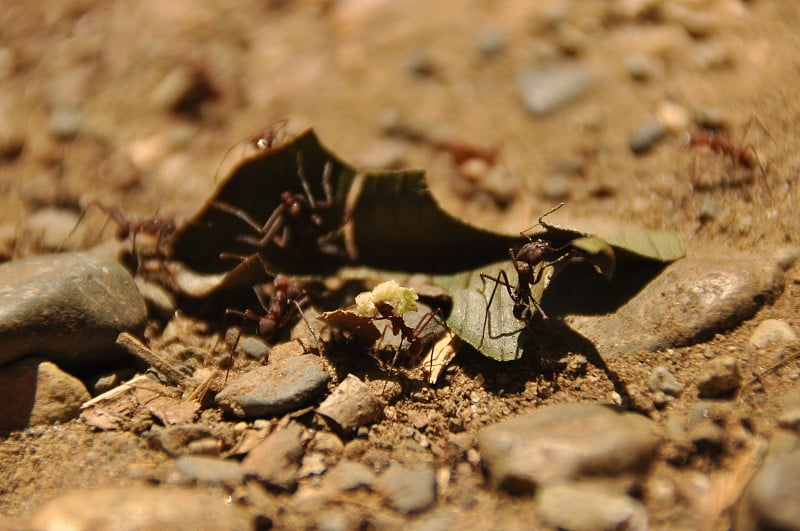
[{"xmin": 1, "ymin": 0, "xmax": 799, "ymax": 529}]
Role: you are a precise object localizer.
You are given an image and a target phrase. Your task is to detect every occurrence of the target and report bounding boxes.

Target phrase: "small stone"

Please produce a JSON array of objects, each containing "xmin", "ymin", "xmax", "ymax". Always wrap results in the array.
[
  {"xmin": 0, "ymin": 253, "xmax": 147, "ymax": 367},
  {"xmin": 20, "ymin": 208, "xmax": 85, "ymax": 253},
  {"xmin": 242, "ymin": 423, "xmax": 305, "ymax": 491},
  {"xmin": 536, "ymin": 482, "xmax": 648, "ymax": 531},
  {"xmin": 375, "ymin": 463, "xmax": 436, "ymax": 514},
  {"xmin": 48, "ymin": 106, "xmax": 84, "ymax": 141},
  {"xmin": 173, "ymin": 455, "xmax": 244, "ymax": 486},
  {"xmin": 0, "ymin": 358, "xmax": 90, "ymax": 431},
  {"xmin": 404, "ymin": 50, "xmax": 437, "ymax": 78},
  {"xmin": 517, "ymin": 62, "xmax": 597, "ymax": 116},
  {"xmin": 657, "ymin": 101, "xmax": 691, "ymax": 133},
  {"xmin": 150, "ymin": 65, "xmax": 213, "ymax": 114},
  {"xmin": 29, "ymin": 486, "xmax": 256, "ymax": 530},
  {"xmin": 238, "ymin": 335, "xmax": 270, "ymax": 360},
  {"xmin": 696, "ymin": 355, "xmax": 740, "ymax": 398},
  {"xmin": 322, "ymin": 460, "xmax": 375, "ymax": 492},
  {"xmin": 746, "ymin": 448, "xmax": 800, "ymax": 530},
  {"xmin": 625, "ymin": 53, "xmax": 658, "ymax": 81},
  {"xmin": 147, "ymin": 425, "xmax": 218, "ymax": 457},
  {"xmin": 648, "ymin": 366, "xmax": 684, "ymax": 397},
  {"xmin": 317, "ymin": 374, "xmax": 384, "ymax": 433},
  {"xmin": 477, "ymin": 28, "xmax": 507, "ymax": 59},
  {"xmin": 750, "ymin": 319, "xmax": 798, "ymax": 349},
  {"xmin": 478, "ymin": 403, "xmax": 661, "ymax": 493},
  {"xmin": 629, "ymin": 120, "xmax": 666, "ymax": 155},
  {"xmin": 539, "ymin": 174, "xmax": 572, "ymax": 201},
  {"xmin": 216, "ymin": 354, "xmax": 330, "ymax": 419},
  {"xmin": 697, "ymin": 198, "xmax": 722, "ymax": 223}
]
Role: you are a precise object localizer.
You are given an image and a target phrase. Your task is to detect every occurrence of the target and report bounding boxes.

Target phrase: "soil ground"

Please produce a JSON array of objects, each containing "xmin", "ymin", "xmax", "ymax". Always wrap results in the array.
[{"xmin": 1, "ymin": 1, "xmax": 799, "ymax": 529}]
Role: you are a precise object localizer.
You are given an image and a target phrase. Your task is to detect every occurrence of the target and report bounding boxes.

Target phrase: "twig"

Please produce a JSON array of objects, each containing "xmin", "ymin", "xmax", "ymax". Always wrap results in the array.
[{"xmin": 116, "ymin": 332, "xmax": 186, "ymax": 386}]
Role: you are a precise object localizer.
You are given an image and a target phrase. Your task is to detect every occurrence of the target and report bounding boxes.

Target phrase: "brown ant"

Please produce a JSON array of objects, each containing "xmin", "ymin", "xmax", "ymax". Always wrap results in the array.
[
  {"xmin": 370, "ymin": 301, "xmax": 445, "ymax": 368},
  {"xmin": 213, "ymin": 151, "xmax": 335, "ymax": 252},
  {"xmin": 479, "ymin": 204, "xmax": 575, "ymax": 346},
  {"xmin": 63, "ymin": 201, "xmax": 176, "ymax": 261}
]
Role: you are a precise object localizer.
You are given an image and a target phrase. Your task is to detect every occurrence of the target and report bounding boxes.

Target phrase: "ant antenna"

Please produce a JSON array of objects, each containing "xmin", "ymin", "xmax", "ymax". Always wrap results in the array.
[{"xmin": 520, "ymin": 202, "xmax": 565, "ymax": 238}]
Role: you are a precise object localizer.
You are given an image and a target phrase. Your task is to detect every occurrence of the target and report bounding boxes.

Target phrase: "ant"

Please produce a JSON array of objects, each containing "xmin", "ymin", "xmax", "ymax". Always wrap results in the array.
[
  {"xmin": 223, "ymin": 274, "xmax": 320, "ymax": 378},
  {"xmin": 213, "ymin": 119, "xmax": 291, "ymax": 184},
  {"xmin": 213, "ymin": 151, "xmax": 334, "ymax": 252},
  {"xmin": 479, "ymin": 204, "xmax": 575, "ymax": 346},
  {"xmin": 63, "ymin": 201, "xmax": 176, "ymax": 261},
  {"xmin": 685, "ymin": 117, "xmax": 773, "ymax": 194},
  {"xmin": 370, "ymin": 301, "xmax": 445, "ymax": 369}
]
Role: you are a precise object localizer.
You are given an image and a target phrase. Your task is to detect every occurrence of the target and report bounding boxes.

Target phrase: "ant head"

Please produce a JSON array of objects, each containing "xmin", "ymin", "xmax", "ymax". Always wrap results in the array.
[
  {"xmin": 258, "ymin": 317, "xmax": 276, "ymax": 338},
  {"xmin": 289, "ymin": 200, "xmax": 305, "ymax": 218}
]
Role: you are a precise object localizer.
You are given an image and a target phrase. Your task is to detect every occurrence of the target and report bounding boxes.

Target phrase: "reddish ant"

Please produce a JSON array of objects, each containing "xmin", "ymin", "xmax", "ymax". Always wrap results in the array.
[
  {"xmin": 479, "ymin": 204, "xmax": 575, "ymax": 346},
  {"xmin": 685, "ymin": 118, "xmax": 773, "ymax": 195},
  {"xmin": 213, "ymin": 151, "xmax": 335, "ymax": 252},
  {"xmin": 63, "ymin": 201, "xmax": 176, "ymax": 262},
  {"xmin": 213, "ymin": 119, "xmax": 291, "ymax": 184},
  {"xmin": 370, "ymin": 301, "xmax": 446, "ymax": 369}
]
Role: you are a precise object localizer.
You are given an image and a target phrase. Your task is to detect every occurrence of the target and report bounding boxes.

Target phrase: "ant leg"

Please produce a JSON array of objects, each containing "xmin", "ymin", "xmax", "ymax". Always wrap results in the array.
[
  {"xmin": 291, "ymin": 298, "xmax": 322, "ymax": 354},
  {"xmin": 213, "ymin": 201, "xmax": 267, "ymax": 234},
  {"xmin": 519, "ymin": 202, "xmax": 565, "ymax": 238},
  {"xmin": 296, "ymin": 151, "xmax": 318, "ymax": 210},
  {"xmin": 319, "ymin": 159, "xmax": 334, "ymax": 209},
  {"xmin": 479, "ymin": 270, "xmax": 517, "ymax": 347}
]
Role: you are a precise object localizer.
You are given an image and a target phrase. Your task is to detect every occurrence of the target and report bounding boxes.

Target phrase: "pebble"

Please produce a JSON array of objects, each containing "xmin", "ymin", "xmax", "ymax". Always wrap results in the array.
[
  {"xmin": 539, "ymin": 174, "xmax": 572, "ymax": 202},
  {"xmin": 150, "ymin": 65, "xmax": 207, "ymax": 113},
  {"xmin": 242, "ymin": 423, "xmax": 305, "ymax": 491},
  {"xmin": 0, "ymin": 47, "xmax": 15, "ymax": 80},
  {"xmin": 172, "ymin": 455, "xmax": 244, "ymax": 486},
  {"xmin": 648, "ymin": 365, "xmax": 684, "ymax": 397},
  {"xmin": 477, "ymin": 28, "xmax": 507, "ymax": 59},
  {"xmin": 147, "ymin": 425, "xmax": 219, "ymax": 457},
  {"xmin": 535, "ymin": 482, "xmax": 648, "ymax": 531},
  {"xmin": 237, "ymin": 335, "xmax": 270, "ymax": 360},
  {"xmin": 321, "ymin": 459, "xmax": 375, "ymax": 492},
  {"xmin": 0, "ymin": 358, "xmax": 90, "ymax": 431},
  {"xmin": 696, "ymin": 354, "xmax": 740, "ymax": 398},
  {"xmin": 566, "ymin": 248, "xmax": 787, "ymax": 358},
  {"xmin": 749, "ymin": 319, "xmax": 798, "ymax": 349},
  {"xmin": 48, "ymin": 106, "xmax": 84, "ymax": 141},
  {"xmin": 625, "ymin": 53, "xmax": 658, "ymax": 81},
  {"xmin": 0, "ymin": 252, "xmax": 147, "ymax": 367},
  {"xmin": 629, "ymin": 120, "xmax": 666, "ymax": 155},
  {"xmin": 317, "ymin": 374, "xmax": 384, "ymax": 433},
  {"xmin": 215, "ymin": 354, "xmax": 330, "ymax": 419},
  {"xmin": 745, "ymin": 448, "xmax": 800, "ymax": 530},
  {"xmin": 374, "ymin": 463, "xmax": 437, "ymax": 514},
  {"xmin": 517, "ymin": 62, "xmax": 597, "ymax": 116},
  {"xmin": 477, "ymin": 403, "xmax": 661, "ymax": 493},
  {"xmin": 29, "ymin": 486, "xmax": 256, "ymax": 530},
  {"xmin": 20, "ymin": 208, "xmax": 85, "ymax": 253},
  {"xmin": 657, "ymin": 101, "xmax": 691, "ymax": 133}
]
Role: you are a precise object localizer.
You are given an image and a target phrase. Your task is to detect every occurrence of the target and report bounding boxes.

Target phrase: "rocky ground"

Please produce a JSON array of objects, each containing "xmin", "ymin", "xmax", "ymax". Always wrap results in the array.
[{"xmin": 1, "ymin": 1, "xmax": 800, "ymax": 530}]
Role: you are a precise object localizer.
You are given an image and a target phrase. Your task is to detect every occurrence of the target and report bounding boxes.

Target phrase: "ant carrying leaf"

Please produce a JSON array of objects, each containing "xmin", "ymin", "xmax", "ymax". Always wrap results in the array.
[{"xmin": 318, "ymin": 280, "xmax": 448, "ymax": 371}]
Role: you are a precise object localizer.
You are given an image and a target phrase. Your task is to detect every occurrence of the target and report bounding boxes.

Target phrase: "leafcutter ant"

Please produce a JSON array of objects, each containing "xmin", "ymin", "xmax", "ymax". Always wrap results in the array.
[
  {"xmin": 479, "ymin": 204, "xmax": 575, "ymax": 346},
  {"xmin": 63, "ymin": 201, "xmax": 176, "ymax": 264},
  {"xmin": 685, "ymin": 117, "xmax": 773, "ymax": 195},
  {"xmin": 370, "ymin": 301, "xmax": 446, "ymax": 369},
  {"xmin": 223, "ymin": 274, "xmax": 320, "ymax": 379},
  {"xmin": 213, "ymin": 151, "xmax": 335, "ymax": 253}
]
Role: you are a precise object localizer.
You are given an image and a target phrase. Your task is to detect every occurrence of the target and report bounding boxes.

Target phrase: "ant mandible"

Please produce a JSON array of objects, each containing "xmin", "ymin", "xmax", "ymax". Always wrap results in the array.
[
  {"xmin": 479, "ymin": 204, "xmax": 575, "ymax": 346},
  {"xmin": 213, "ymin": 151, "xmax": 334, "ymax": 252}
]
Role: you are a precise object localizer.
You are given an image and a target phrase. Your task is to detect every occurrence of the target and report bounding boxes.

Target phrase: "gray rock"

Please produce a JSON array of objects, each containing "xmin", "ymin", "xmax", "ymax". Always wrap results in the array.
[
  {"xmin": 566, "ymin": 248, "xmax": 786, "ymax": 358},
  {"xmin": 317, "ymin": 374, "xmax": 384, "ymax": 433},
  {"xmin": 749, "ymin": 319, "xmax": 798, "ymax": 349},
  {"xmin": 536, "ymin": 482, "xmax": 648, "ymax": 531},
  {"xmin": 629, "ymin": 120, "xmax": 666, "ymax": 155},
  {"xmin": 20, "ymin": 209, "xmax": 86, "ymax": 253},
  {"xmin": 518, "ymin": 62, "xmax": 597, "ymax": 116},
  {"xmin": 238, "ymin": 335, "xmax": 270, "ymax": 360},
  {"xmin": 477, "ymin": 28, "xmax": 507, "ymax": 59},
  {"xmin": 375, "ymin": 463, "xmax": 436, "ymax": 514},
  {"xmin": 322, "ymin": 459, "xmax": 376, "ymax": 492},
  {"xmin": 0, "ymin": 358, "xmax": 90, "ymax": 431},
  {"xmin": 648, "ymin": 365, "xmax": 684, "ymax": 397},
  {"xmin": 48, "ymin": 106, "xmax": 84, "ymax": 140},
  {"xmin": 216, "ymin": 354, "xmax": 329, "ymax": 418},
  {"xmin": 173, "ymin": 455, "xmax": 244, "ymax": 486},
  {"xmin": 696, "ymin": 355, "xmax": 740, "ymax": 398},
  {"xmin": 478, "ymin": 403, "xmax": 661, "ymax": 493},
  {"xmin": 147, "ymin": 425, "xmax": 218, "ymax": 457},
  {"xmin": 0, "ymin": 253, "xmax": 147, "ymax": 367},
  {"xmin": 745, "ymin": 448, "xmax": 800, "ymax": 531},
  {"xmin": 242, "ymin": 423, "xmax": 305, "ymax": 491},
  {"xmin": 29, "ymin": 486, "xmax": 256, "ymax": 531}
]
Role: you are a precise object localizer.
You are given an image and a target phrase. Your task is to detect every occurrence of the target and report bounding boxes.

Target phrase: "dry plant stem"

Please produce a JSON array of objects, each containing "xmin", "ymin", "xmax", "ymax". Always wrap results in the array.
[
  {"xmin": 116, "ymin": 332, "xmax": 186, "ymax": 386},
  {"xmin": 738, "ymin": 345, "xmax": 800, "ymax": 401}
]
